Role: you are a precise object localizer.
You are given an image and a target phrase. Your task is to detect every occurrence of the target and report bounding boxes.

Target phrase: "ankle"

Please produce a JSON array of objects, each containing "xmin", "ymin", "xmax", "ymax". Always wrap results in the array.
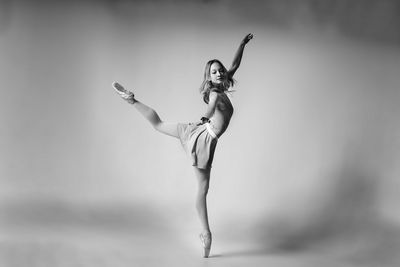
[{"xmin": 126, "ymin": 96, "xmax": 137, "ymax": 105}]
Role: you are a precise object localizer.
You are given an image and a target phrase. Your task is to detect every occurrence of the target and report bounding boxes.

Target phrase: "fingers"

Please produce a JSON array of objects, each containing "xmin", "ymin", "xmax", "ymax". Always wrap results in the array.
[{"xmin": 243, "ymin": 33, "xmax": 254, "ymax": 44}]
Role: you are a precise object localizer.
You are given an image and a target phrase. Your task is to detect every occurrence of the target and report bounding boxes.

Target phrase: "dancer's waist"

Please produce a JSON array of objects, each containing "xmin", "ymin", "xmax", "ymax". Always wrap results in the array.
[{"xmin": 205, "ymin": 123, "xmax": 218, "ymax": 140}]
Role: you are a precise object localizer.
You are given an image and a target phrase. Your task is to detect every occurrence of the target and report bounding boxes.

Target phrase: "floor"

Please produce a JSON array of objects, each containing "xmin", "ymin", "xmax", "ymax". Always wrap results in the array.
[{"xmin": 1, "ymin": 200, "xmax": 399, "ymax": 267}]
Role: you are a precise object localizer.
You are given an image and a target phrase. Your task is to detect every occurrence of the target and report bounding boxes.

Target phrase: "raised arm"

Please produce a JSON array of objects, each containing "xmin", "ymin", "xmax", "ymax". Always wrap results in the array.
[{"xmin": 228, "ymin": 33, "xmax": 253, "ymax": 78}]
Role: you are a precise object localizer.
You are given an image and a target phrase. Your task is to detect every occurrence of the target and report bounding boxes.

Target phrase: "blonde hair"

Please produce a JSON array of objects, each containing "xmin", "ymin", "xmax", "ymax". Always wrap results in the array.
[{"xmin": 199, "ymin": 59, "xmax": 235, "ymax": 103}]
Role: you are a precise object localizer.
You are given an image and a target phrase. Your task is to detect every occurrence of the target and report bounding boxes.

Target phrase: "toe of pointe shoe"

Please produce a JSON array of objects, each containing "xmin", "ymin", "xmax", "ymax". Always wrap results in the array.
[
  {"xmin": 199, "ymin": 232, "xmax": 212, "ymax": 258},
  {"xmin": 112, "ymin": 81, "xmax": 125, "ymax": 93},
  {"xmin": 203, "ymin": 248, "xmax": 211, "ymax": 258},
  {"xmin": 112, "ymin": 82, "xmax": 135, "ymax": 101}
]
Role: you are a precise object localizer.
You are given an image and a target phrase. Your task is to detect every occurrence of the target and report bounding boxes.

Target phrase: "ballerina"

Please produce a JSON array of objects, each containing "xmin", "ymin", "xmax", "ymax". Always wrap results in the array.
[{"xmin": 113, "ymin": 33, "xmax": 253, "ymax": 258}]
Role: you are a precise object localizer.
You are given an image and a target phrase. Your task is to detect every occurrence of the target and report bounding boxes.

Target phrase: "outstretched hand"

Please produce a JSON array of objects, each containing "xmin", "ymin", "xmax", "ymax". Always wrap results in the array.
[{"xmin": 242, "ymin": 33, "xmax": 254, "ymax": 45}]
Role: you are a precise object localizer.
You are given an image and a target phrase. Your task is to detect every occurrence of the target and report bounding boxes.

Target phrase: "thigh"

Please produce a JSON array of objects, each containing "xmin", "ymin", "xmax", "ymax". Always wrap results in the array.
[{"xmin": 156, "ymin": 122, "xmax": 179, "ymax": 138}]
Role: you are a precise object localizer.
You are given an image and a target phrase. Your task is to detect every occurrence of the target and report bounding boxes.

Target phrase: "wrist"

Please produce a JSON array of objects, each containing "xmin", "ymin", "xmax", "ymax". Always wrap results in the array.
[{"xmin": 200, "ymin": 117, "xmax": 211, "ymax": 124}]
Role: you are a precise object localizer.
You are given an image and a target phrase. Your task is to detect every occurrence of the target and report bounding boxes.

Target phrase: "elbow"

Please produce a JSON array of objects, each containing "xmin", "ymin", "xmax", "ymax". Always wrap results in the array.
[{"xmin": 203, "ymin": 112, "xmax": 212, "ymax": 119}]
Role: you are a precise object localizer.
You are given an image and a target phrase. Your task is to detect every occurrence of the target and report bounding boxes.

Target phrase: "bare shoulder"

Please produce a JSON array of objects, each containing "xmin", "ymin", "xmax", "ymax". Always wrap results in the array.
[{"xmin": 208, "ymin": 90, "xmax": 220, "ymax": 104}]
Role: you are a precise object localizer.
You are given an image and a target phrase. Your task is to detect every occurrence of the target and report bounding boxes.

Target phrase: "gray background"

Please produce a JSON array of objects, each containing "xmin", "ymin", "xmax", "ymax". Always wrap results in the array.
[{"xmin": 1, "ymin": 0, "xmax": 400, "ymax": 266}]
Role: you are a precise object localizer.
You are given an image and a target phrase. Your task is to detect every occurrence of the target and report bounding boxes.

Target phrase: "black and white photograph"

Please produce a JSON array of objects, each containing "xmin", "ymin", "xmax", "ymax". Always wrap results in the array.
[{"xmin": 1, "ymin": 0, "xmax": 400, "ymax": 266}]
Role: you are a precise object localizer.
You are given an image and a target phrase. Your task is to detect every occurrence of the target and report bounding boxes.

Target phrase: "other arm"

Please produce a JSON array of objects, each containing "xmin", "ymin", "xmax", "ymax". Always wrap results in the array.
[
  {"xmin": 198, "ymin": 91, "xmax": 218, "ymax": 125},
  {"xmin": 228, "ymin": 33, "xmax": 253, "ymax": 78}
]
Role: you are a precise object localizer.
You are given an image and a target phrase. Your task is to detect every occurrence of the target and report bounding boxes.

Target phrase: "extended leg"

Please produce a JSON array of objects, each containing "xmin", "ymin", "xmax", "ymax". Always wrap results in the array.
[
  {"xmin": 113, "ymin": 82, "xmax": 179, "ymax": 138},
  {"xmin": 193, "ymin": 167, "xmax": 212, "ymax": 257}
]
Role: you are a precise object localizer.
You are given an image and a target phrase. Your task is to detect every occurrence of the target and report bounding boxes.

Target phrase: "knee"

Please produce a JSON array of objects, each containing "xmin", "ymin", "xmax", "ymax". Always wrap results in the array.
[
  {"xmin": 153, "ymin": 121, "xmax": 163, "ymax": 132},
  {"xmin": 198, "ymin": 182, "xmax": 210, "ymax": 196}
]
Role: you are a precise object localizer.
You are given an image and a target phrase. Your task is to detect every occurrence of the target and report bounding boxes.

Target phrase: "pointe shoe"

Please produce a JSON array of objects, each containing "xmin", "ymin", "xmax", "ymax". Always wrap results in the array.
[
  {"xmin": 199, "ymin": 232, "xmax": 212, "ymax": 258},
  {"xmin": 112, "ymin": 81, "xmax": 136, "ymax": 104}
]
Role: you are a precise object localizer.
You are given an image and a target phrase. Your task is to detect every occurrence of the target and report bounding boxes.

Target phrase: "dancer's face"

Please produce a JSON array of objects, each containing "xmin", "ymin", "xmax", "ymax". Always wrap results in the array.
[{"xmin": 209, "ymin": 62, "xmax": 226, "ymax": 85}]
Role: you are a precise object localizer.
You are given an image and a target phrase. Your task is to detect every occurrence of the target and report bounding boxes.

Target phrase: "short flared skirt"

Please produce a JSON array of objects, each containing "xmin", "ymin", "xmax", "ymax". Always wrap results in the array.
[{"xmin": 177, "ymin": 123, "xmax": 218, "ymax": 170}]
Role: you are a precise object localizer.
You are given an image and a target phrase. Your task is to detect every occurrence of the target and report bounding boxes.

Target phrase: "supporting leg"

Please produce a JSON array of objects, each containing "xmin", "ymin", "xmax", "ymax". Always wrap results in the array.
[{"xmin": 193, "ymin": 167, "xmax": 212, "ymax": 257}]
